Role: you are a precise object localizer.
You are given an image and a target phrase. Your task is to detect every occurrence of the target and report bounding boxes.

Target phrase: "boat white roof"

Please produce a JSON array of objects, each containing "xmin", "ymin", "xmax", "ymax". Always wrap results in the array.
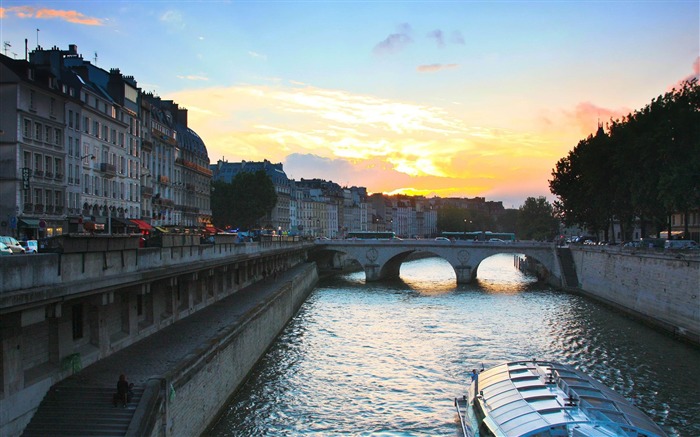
[{"xmin": 473, "ymin": 361, "xmax": 667, "ymax": 437}]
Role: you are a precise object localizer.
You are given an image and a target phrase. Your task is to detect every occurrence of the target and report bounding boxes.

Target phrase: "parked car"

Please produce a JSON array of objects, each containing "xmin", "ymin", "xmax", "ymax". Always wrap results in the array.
[
  {"xmin": 19, "ymin": 240, "xmax": 38, "ymax": 253},
  {"xmin": 434, "ymin": 237, "xmax": 450, "ymax": 242},
  {"xmin": 0, "ymin": 236, "xmax": 25, "ymax": 254},
  {"xmin": 664, "ymin": 240, "xmax": 699, "ymax": 250},
  {"xmin": 0, "ymin": 242, "xmax": 12, "ymax": 255}
]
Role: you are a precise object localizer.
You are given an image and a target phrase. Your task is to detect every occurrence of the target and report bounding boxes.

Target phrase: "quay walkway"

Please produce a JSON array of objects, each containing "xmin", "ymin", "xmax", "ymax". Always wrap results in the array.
[{"xmin": 21, "ymin": 263, "xmax": 311, "ymax": 437}]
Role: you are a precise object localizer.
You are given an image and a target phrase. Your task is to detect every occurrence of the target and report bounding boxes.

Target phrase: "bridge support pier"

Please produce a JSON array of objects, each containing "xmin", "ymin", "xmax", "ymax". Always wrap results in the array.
[
  {"xmin": 364, "ymin": 264, "xmax": 381, "ymax": 281},
  {"xmin": 455, "ymin": 265, "xmax": 475, "ymax": 284}
]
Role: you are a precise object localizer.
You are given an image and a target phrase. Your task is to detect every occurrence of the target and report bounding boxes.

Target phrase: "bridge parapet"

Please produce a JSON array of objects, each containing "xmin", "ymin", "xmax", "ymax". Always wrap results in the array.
[{"xmin": 0, "ymin": 240, "xmax": 313, "ymax": 309}]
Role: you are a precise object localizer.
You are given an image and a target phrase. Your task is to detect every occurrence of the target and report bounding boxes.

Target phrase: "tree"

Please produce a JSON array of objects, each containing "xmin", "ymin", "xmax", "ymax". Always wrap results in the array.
[
  {"xmin": 516, "ymin": 197, "xmax": 559, "ymax": 241},
  {"xmin": 211, "ymin": 170, "xmax": 278, "ymax": 230},
  {"xmin": 436, "ymin": 206, "xmax": 494, "ymax": 234}
]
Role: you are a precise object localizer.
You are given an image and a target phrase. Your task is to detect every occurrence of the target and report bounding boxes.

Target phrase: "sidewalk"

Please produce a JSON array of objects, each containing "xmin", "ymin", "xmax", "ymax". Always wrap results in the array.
[{"xmin": 61, "ymin": 264, "xmax": 310, "ymax": 389}]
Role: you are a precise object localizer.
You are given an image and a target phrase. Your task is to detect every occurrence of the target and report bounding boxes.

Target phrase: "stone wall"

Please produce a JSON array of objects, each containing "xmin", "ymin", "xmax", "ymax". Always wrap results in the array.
[
  {"xmin": 570, "ymin": 246, "xmax": 699, "ymax": 344},
  {"xmin": 149, "ymin": 263, "xmax": 319, "ymax": 437}
]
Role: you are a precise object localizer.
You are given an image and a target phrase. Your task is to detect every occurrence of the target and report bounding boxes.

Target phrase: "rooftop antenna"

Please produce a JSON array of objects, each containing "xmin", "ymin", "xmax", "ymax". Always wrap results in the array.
[
  {"xmin": 3, "ymin": 42, "xmax": 10, "ymax": 56},
  {"xmin": 94, "ymin": 52, "xmax": 98, "ymax": 65},
  {"xmin": 36, "ymin": 28, "xmax": 39, "ymax": 48}
]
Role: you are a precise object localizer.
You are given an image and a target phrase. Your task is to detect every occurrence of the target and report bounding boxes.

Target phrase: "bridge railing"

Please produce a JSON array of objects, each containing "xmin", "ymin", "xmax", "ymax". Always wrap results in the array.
[{"xmin": 315, "ymin": 239, "xmax": 556, "ymax": 248}]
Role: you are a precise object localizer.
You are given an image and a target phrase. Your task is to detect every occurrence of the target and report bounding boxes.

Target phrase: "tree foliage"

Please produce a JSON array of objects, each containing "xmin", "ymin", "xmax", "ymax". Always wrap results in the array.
[
  {"xmin": 516, "ymin": 196, "xmax": 560, "ymax": 241},
  {"xmin": 211, "ymin": 170, "xmax": 278, "ymax": 230},
  {"xmin": 549, "ymin": 79, "xmax": 700, "ymax": 240}
]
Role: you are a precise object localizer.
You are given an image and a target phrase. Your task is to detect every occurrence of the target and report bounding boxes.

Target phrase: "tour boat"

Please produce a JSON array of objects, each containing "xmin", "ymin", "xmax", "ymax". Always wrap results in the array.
[{"xmin": 454, "ymin": 360, "xmax": 668, "ymax": 437}]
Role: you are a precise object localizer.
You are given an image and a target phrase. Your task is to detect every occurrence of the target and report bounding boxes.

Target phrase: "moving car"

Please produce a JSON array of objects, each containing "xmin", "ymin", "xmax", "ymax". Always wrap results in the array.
[{"xmin": 0, "ymin": 236, "xmax": 25, "ymax": 254}]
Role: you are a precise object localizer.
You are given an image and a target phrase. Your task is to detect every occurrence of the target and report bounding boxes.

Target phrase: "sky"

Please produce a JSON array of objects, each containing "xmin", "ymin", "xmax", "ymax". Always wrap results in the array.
[{"xmin": 1, "ymin": 1, "xmax": 698, "ymax": 208}]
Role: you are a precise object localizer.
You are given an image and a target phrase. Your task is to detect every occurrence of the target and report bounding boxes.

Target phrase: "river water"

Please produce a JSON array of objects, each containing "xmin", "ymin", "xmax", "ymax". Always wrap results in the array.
[{"xmin": 208, "ymin": 254, "xmax": 700, "ymax": 436}]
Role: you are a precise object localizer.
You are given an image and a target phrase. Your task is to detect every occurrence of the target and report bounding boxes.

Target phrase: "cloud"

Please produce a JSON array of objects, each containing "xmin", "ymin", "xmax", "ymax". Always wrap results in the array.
[
  {"xmin": 0, "ymin": 6, "xmax": 103, "ymax": 25},
  {"xmin": 160, "ymin": 10, "xmax": 185, "ymax": 30},
  {"xmin": 450, "ymin": 30, "xmax": 465, "ymax": 45},
  {"xmin": 564, "ymin": 102, "xmax": 629, "ymax": 136},
  {"xmin": 373, "ymin": 23, "xmax": 413, "ymax": 56},
  {"xmin": 248, "ymin": 51, "xmax": 267, "ymax": 60},
  {"xmin": 176, "ymin": 75, "xmax": 209, "ymax": 81},
  {"xmin": 170, "ymin": 81, "xmax": 565, "ymax": 204},
  {"xmin": 417, "ymin": 64, "xmax": 459, "ymax": 73},
  {"xmin": 669, "ymin": 56, "xmax": 700, "ymax": 91},
  {"xmin": 427, "ymin": 30, "xmax": 445, "ymax": 48}
]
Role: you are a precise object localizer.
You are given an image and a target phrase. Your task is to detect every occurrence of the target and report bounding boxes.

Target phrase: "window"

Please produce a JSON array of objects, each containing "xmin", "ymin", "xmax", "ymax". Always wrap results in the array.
[
  {"xmin": 55, "ymin": 191, "xmax": 63, "ymax": 207},
  {"xmin": 55, "ymin": 159, "xmax": 62, "ymax": 176},
  {"xmin": 93, "ymin": 120, "xmax": 99, "ymax": 137},
  {"xmin": 75, "ymin": 112, "xmax": 80, "ymax": 130},
  {"xmin": 45, "ymin": 156, "xmax": 52, "ymax": 176},
  {"xmin": 45, "ymin": 190, "xmax": 52, "ymax": 207},
  {"xmin": 34, "ymin": 188, "xmax": 41, "ymax": 205},
  {"xmin": 54, "ymin": 128, "xmax": 62, "ymax": 145},
  {"xmin": 45, "ymin": 125, "xmax": 51, "ymax": 143},
  {"xmin": 68, "ymin": 137, "xmax": 73, "ymax": 156},
  {"xmin": 23, "ymin": 151, "xmax": 31, "ymax": 169},
  {"xmin": 83, "ymin": 116, "xmax": 89, "ymax": 133},
  {"xmin": 23, "ymin": 118, "xmax": 31, "ymax": 137},
  {"xmin": 34, "ymin": 154, "xmax": 42, "ymax": 174},
  {"xmin": 72, "ymin": 304, "xmax": 84, "ymax": 340},
  {"xmin": 68, "ymin": 110, "xmax": 74, "ymax": 128},
  {"xmin": 102, "ymin": 125, "xmax": 108, "ymax": 140},
  {"xmin": 35, "ymin": 122, "xmax": 42, "ymax": 140}
]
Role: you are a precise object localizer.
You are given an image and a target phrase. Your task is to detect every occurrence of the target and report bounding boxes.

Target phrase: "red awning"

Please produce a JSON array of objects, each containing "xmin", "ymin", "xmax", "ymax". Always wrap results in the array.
[{"xmin": 130, "ymin": 219, "xmax": 153, "ymax": 231}]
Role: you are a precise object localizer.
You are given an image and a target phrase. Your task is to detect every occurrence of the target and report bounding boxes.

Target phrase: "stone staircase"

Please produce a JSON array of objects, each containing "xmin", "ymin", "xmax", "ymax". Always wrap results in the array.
[
  {"xmin": 21, "ymin": 384, "xmax": 143, "ymax": 437},
  {"xmin": 557, "ymin": 247, "xmax": 579, "ymax": 288}
]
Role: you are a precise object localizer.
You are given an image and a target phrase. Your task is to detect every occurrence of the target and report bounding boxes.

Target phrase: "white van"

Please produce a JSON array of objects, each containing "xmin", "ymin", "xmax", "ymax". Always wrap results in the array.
[{"xmin": 664, "ymin": 240, "xmax": 699, "ymax": 249}]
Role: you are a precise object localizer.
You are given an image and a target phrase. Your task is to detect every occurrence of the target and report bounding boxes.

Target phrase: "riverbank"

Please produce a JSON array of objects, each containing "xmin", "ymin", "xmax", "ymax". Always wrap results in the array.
[{"xmin": 19, "ymin": 262, "xmax": 318, "ymax": 437}]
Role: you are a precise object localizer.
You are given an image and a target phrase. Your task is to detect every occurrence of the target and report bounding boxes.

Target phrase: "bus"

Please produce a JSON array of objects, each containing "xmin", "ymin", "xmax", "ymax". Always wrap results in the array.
[
  {"xmin": 441, "ymin": 231, "xmax": 516, "ymax": 242},
  {"xmin": 346, "ymin": 231, "xmax": 397, "ymax": 240}
]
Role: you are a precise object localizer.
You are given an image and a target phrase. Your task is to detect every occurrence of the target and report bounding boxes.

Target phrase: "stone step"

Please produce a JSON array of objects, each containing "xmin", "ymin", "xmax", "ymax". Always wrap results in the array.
[{"xmin": 21, "ymin": 385, "xmax": 142, "ymax": 437}]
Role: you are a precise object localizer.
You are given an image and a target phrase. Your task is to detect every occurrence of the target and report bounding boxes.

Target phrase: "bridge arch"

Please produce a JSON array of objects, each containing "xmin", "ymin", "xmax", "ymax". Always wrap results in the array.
[{"xmin": 311, "ymin": 241, "xmax": 562, "ymax": 286}]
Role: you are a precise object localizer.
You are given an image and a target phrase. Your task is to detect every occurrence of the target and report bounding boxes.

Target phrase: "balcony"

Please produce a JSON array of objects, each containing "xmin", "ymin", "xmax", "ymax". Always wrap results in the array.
[
  {"xmin": 99, "ymin": 162, "xmax": 117, "ymax": 178},
  {"xmin": 34, "ymin": 170, "xmax": 44, "ymax": 177},
  {"xmin": 55, "ymin": 206, "xmax": 64, "ymax": 214},
  {"xmin": 23, "ymin": 203, "xmax": 33, "ymax": 213},
  {"xmin": 55, "ymin": 173, "xmax": 64, "ymax": 181},
  {"xmin": 34, "ymin": 204, "xmax": 44, "ymax": 213}
]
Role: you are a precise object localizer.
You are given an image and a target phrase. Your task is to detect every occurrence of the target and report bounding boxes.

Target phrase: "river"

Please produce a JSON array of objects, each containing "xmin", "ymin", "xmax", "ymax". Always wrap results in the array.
[{"xmin": 208, "ymin": 254, "xmax": 700, "ymax": 436}]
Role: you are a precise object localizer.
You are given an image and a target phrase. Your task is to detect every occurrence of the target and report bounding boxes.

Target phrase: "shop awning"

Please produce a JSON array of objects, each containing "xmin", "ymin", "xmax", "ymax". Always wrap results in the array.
[
  {"xmin": 110, "ymin": 217, "xmax": 137, "ymax": 228},
  {"xmin": 19, "ymin": 218, "xmax": 41, "ymax": 228},
  {"xmin": 130, "ymin": 219, "xmax": 153, "ymax": 231}
]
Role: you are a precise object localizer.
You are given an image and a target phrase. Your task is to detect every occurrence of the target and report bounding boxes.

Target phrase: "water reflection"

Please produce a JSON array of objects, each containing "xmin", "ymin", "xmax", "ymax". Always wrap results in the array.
[{"xmin": 208, "ymin": 254, "xmax": 700, "ymax": 436}]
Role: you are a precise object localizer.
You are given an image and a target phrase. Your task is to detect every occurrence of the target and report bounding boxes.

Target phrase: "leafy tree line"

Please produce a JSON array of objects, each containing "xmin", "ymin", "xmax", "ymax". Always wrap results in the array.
[
  {"xmin": 436, "ymin": 196, "xmax": 559, "ymax": 241},
  {"xmin": 210, "ymin": 170, "xmax": 277, "ymax": 230},
  {"xmin": 549, "ymin": 79, "xmax": 700, "ymax": 242}
]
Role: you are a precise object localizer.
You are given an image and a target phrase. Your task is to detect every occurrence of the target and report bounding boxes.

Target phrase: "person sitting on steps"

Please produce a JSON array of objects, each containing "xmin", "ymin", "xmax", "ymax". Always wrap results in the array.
[{"xmin": 113, "ymin": 374, "xmax": 133, "ymax": 407}]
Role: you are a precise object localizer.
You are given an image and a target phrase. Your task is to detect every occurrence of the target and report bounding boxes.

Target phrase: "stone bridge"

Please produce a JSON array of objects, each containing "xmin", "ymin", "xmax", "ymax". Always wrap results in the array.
[{"xmin": 312, "ymin": 239, "xmax": 562, "ymax": 285}]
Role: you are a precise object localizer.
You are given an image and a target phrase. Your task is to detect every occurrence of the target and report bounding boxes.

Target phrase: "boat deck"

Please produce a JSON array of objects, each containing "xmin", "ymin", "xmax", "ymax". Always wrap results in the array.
[{"xmin": 455, "ymin": 360, "xmax": 667, "ymax": 437}]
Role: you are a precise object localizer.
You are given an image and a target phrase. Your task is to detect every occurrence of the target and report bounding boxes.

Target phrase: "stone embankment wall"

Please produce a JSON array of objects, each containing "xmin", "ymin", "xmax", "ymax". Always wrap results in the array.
[
  {"xmin": 148, "ymin": 262, "xmax": 318, "ymax": 437},
  {"xmin": 570, "ymin": 246, "xmax": 699, "ymax": 344}
]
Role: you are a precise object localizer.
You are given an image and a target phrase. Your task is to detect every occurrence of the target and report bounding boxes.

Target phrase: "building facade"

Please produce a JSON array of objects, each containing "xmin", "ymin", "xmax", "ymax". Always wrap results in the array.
[{"xmin": 0, "ymin": 45, "xmax": 211, "ymax": 240}]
